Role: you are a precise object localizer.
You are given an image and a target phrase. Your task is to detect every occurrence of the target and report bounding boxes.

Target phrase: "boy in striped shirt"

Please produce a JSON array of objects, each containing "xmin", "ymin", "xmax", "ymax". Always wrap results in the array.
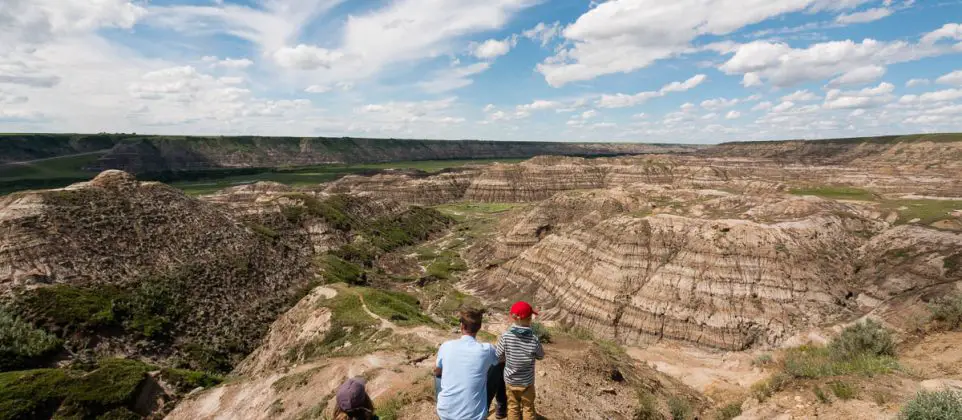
[{"xmin": 495, "ymin": 301, "xmax": 545, "ymax": 420}]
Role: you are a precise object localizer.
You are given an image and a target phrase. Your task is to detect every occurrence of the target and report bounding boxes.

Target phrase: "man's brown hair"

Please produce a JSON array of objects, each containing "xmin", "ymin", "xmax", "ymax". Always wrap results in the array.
[{"xmin": 459, "ymin": 307, "xmax": 484, "ymax": 334}]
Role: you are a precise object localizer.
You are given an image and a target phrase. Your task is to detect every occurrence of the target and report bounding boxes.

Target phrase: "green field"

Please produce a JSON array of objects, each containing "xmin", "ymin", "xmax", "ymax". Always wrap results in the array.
[
  {"xmin": 790, "ymin": 186, "xmax": 961, "ymax": 226},
  {"xmin": 0, "ymin": 157, "xmax": 525, "ymax": 196}
]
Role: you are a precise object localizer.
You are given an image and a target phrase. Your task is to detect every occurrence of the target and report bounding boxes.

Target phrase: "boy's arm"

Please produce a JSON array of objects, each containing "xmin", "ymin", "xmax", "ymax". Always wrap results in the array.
[
  {"xmin": 495, "ymin": 334, "xmax": 506, "ymax": 363},
  {"xmin": 534, "ymin": 339, "xmax": 545, "ymax": 360}
]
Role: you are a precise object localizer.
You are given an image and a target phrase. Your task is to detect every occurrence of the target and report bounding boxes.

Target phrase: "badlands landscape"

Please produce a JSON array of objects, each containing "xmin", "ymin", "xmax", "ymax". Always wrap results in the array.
[{"xmin": 1, "ymin": 134, "xmax": 961, "ymax": 419}]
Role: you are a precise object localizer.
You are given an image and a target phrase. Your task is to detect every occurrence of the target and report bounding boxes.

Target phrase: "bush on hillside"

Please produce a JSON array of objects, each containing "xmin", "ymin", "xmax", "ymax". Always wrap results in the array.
[
  {"xmin": 531, "ymin": 322, "xmax": 552, "ymax": 344},
  {"xmin": 899, "ymin": 390, "xmax": 962, "ymax": 420},
  {"xmin": 828, "ymin": 319, "xmax": 896, "ymax": 360},
  {"xmin": 0, "ymin": 310, "xmax": 62, "ymax": 372},
  {"xmin": 930, "ymin": 294, "xmax": 962, "ymax": 330}
]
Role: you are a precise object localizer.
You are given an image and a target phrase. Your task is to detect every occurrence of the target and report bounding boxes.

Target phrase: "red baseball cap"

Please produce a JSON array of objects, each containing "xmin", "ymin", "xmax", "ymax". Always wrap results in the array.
[{"xmin": 510, "ymin": 301, "xmax": 538, "ymax": 319}]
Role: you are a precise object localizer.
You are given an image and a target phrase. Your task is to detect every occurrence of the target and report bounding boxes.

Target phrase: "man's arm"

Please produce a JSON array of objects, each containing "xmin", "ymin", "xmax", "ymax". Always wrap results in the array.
[{"xmin": 435, "ymin": 343, "xmax": 444, "ymax": 377}]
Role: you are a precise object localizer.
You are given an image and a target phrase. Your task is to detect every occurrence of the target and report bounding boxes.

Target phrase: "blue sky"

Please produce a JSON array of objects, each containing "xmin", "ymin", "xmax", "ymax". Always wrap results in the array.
[{"xmin": 1, "ymin": 0, "xmax": 961, "ymax": 143}]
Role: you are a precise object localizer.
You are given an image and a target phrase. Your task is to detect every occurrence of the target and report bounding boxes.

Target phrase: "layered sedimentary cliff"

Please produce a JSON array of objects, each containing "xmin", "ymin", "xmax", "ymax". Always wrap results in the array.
[
  {"xmin": 464, "ymin": 197, "xmax": 888, "ymax": 350},
  {"xmin": 0, "ymin": 171, "xmax": 316, "ymax": 366}
]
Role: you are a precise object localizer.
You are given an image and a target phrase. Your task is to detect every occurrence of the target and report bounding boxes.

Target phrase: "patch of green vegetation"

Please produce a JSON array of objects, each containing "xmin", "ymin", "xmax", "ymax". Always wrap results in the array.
[
  {"xmin": 784, "ymin": 346, "xmax": 899, "ymax": 378},
  {"xmin": 750, "ymin": 372, "xmax": 791, "ymax": 401},
  {"xmin": 531, "ymin": 322, "xmax": 552, "ymax": 344},
  {"xmin": 0, "ymin": 358, "xmax": 151, "ymax": 420},
  {"xmin": 320, "ymin": 254, "xmax": 366, "ymax": 285},
  {"xmin": 881, "ymin": 200, "xmax": 962, "ymax": 226},
  {"xmin": 159, "ymin": 368, "xmax": 223, "ymax": 393},
  {"xmin": 828, "ymin": 319, "xmax": 896, "ymax": 360},
  {"xmin": 271, "ymin": 367, "xmax": 322, "ymax": 393},
  {"xmin": 359, "ymin": 288, "xmax": 434, "ymax": 327},
  {"xmin": 634, "ymin": 391, "xmax": 661, "ymax": 420},
  {"xmin": 789, "ymin": 186, "xmax": 877, "ymax": 201},
  {"xmin": 0, "ymin": 309, "xmax": 62, "ymax": 372},
  {"xmin": 930, "ymin": 294, "xmax": 962, "ymax": 330},
  {"xmin": 899, "ymin": 390, "xmax": 962, "ymax": 420},
  {"xmin": 97, "ymin": 407, "xmax": 142, "ymax": 420},
  {"xmin": 375, "ymin": 378, "xmax": 435, "ymax": 420},
  {"xmin": 668, "ymin": 396, "xmax": 692, "ymax": 420},
  {"xmin": 434, "ymin": 202, "xmax": 521, "ymax": 215},
  {"xmin": 814, "ymin": 386, "xmax": 831, "ymax": 404},
  {"xmin": 715, "ymin": 401, "xmax": 742, "ymax": 420},
  {"xmin": 246, "ymin": 223, "xmax": 280, "ymax": 240},
  {"xmin": 12, "ymin": 285, "xmax": 123, "ymax": 334},
  {"xmin": 944, "ymin": 254, "xmax": 961, "ymax": 277},
  {"xmin": 752, "ymin": 353, "xmax": 774, "ymax": 367},
  {"xmin": 420, "ymin": 282, "xmax": 480, "ymax": 326},
  {"xmin": 425, "ymin": 250, "xmax": 467, "ymax": 280},
  {"xmin": 553, "ymin": 324, "xmax": 595, "ymax": 341},
  {"xmin": 828, "ymin": 380, "xmax": 857, "ymax": 400},
  {"xmin": 783, "ymin": 321, "xmax": 898, "ymax": 379},
  {"xmin": 288, "ymin": 290, "xmax": 378, "ymax": 361}
]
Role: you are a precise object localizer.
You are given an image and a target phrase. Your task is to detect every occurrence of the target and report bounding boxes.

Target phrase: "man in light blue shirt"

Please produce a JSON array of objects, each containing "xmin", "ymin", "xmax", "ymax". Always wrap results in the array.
[{"xmin": 434, "ymin": 308, "xmax": 499, "ymax": 420}]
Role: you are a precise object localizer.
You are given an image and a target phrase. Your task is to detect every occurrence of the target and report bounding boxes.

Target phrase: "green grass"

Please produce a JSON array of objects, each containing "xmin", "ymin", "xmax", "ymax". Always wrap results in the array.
[
  {"xmin": 828, "ymin": 380, "xmax": 857, "ymax": 400},
  {"xmin": 750, "ymin": 372, "xmax": 791, "ymax": 401},
  {"xmin": 287, "ymin": 289, "xmax": 378, "ymax": 361},
  {"xmin": 783, "ymin": 346, "xmax": 899, "ymax": 378},
  {"xmin": 0, "ymin": 309, "xmax": 62, "ymax": 372},
  {"xmin": 0, "ymin": 152, "xmax": 106, "ymax": 181},
  {"xmin": 358, "ymin": 288, "xmax": 435, "ymax": 327},
  {"xmin": 0, "ymin": 358, "xmax": 151, "ymax": 420},
  {"xmin": 420, "ymin": 282, "xmax": 481, "ymax": 326},
  {"xmin": 634, "ymin": 391, "xmax": 662, "ymax": 420},
  {"xmin": 881, "ymin": 200, "xmax": 962, "ymax": 225},
  {"xmin": 716, "ymin": 401, "xmax": 742, "ymax": 420},
  {"xmin": 789, "ymin": 186, "xmax": 877, "ymax": 201},
  {"xmin": 435, "ymin": 202, "xmax": 521, "ymax": 215},
  {"xmin": 930, "ymin": 294, "xmax": 962, "ymax": 330},
  {"xmin": 271, "ymin": 367, "xmax": 321, "ymax": 393},
  {"xmin": 900, "ymin": 390, "xmax": 962, "ymax": 420},
  {"xmin": 668, "ymin": 396, "xmax": 693, "ymax": 420},
  {"xmin": 320, "ymin": 254, "xmax": 366, "ymax": 285},
  {"xmin": 425, "ymin": 250, "xmax": 468, "ymax": 280},
  {"xmin": 814, "ymin": 386, "xmax": 831, "ymax": 404},
  {"xmin": 159, "ymin": 368, "xmax": 224, "ymax": 393}
]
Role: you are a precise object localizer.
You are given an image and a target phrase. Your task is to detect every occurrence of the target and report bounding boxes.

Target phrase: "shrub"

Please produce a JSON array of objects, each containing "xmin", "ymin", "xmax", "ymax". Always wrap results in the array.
[
  {"xmin": 751, "ymin": 372, "xmax": 791, "ymax": 401},
  {"xmin": 828, "ymin": 380, "xmax": 857, "ymax": 400},
  {"xmin": 899, "ymin": 390, "xmax": 962, "ymax": 420},
  {"xmin": 752, "ymin": 353, "xmax": 774, "ymax": 367},
  {"xmin": 930, "ymin": 294, "xmax": 962, "ymax": 330},
  {"xmin": 160, "ymin": 368, "xmax": 223, "ymax": 393},
  {"xmin": 634, "ymin": 391, "xmax": 663, "ymax": 420},
  {"xmin": 813, "ymin": 386, "xmax": 830, "ymax": 404},
  {"xmin": 784, "ymin": 346, "xmax": 898, "ymax": 378},
  {"xmin": 11, "ymin": 285, "xmax": 123, "ymax": 334},
  {"xmin": 668, "ymin": 396, "xmax": 692, "ymax": 420},
  {"xmin": 828, "ymin": 319, "xmax": 896, "ymax": 360},
  {"xmin": 0, "ymin": 309, "xmax": 62, "ymax": 372},
  {"xmin": 0, "ymin": 358, "xmax": 151, "ymax": 420},
  {"xmin": 531, "ymin": 322, "xmax": 552, "ymax": 344},
  {"xmin": 716, "ymin": 402, "xmax": 742, "ymax": 420}
]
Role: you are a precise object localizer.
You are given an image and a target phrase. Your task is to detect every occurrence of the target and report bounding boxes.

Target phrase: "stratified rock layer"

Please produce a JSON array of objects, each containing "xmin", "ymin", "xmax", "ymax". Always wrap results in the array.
[{"xmin": 464, "ymin": 196, "xmax": 903, "ymax": 350}]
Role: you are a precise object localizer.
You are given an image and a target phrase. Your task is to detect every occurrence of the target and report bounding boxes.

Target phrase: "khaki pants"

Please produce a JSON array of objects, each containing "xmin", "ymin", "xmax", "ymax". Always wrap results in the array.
[{"xmin": 506, "ymin": 383, "xmax": 536, "ymax": 420}]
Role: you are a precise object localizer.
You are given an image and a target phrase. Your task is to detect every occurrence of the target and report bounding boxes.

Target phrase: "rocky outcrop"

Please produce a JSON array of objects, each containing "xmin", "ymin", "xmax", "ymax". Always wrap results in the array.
[
  {"xmin": 0, "ymin": 170, "xmax": 316, "ymax": 366},
  {"xmin": 464, "ymin": 199, "xmax": 887, "ymax": 351},
  {"xmin": 324, "ymin": 170, "xmax": 478, "ymax": 205}
]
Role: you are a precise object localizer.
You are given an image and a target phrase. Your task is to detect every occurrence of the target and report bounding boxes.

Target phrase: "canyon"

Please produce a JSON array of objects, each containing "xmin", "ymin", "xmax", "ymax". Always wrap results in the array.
[{"xmin": 0, "ymin": 134, "xmax": 960, "ymax": 419}]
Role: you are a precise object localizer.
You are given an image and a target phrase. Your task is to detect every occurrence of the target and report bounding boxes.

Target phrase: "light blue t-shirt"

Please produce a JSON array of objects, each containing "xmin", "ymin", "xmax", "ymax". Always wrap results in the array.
[{"xmin": 436, "ymin": 335, "xmax": 499, "ymax": 420}]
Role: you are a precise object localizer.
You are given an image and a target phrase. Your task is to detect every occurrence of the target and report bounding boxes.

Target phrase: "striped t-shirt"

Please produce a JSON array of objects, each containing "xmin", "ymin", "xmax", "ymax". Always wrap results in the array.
[{"xmin": 495, "ymin": 325, "xmax": 545, "ymax": 386}]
